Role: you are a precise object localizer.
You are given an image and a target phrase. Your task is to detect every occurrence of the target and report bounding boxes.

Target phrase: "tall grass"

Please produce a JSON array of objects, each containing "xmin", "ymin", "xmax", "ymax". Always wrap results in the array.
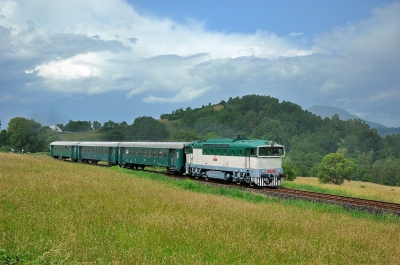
[{"xmin": 1, "ymin": 153, "xmax": 399, "ymax": 264}]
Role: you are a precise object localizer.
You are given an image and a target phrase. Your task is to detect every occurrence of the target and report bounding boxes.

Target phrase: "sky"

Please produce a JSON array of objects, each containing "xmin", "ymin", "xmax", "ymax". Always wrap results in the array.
[{"xmin": 1, "ymin": 0, "xmax": 400, "ymax": 130}]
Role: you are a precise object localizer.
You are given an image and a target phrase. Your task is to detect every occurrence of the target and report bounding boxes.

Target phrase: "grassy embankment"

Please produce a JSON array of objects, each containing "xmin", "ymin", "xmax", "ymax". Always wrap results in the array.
[{"xmin": 1, "ymin": 152, "xmax": 399, "ymax": 264}]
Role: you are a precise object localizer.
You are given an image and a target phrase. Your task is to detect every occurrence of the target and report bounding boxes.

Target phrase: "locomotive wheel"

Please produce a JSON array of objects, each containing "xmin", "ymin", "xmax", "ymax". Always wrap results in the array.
[{"xmin": 250, "ymin": 182, "xmax": 255, "ymax": 187}]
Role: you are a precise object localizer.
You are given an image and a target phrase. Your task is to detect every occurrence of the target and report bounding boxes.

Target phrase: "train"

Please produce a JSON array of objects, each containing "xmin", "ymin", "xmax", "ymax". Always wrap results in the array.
[{"xmin": 50, "ymin": 136, "xmax": 286, "ymax": 187}]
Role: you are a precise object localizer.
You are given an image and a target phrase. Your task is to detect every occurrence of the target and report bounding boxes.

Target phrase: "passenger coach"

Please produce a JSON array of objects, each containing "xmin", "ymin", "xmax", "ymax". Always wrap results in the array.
[
  {"xmin": 119, "ymin": 142, "xmax": 190, "ymax": 174},
  {"xmin": 50, "ymin": 141, "xmax": 80, "ymax": 161},
  {"xmin": 78, "ymin": 142, "xmax": 119, "ymax": 165}
]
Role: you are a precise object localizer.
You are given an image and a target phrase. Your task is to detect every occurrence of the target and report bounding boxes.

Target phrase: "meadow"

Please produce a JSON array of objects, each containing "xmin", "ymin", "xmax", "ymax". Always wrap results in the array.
[{"xmin": 1, "ymin": 152, "xmax": 399, "ymax": 264}]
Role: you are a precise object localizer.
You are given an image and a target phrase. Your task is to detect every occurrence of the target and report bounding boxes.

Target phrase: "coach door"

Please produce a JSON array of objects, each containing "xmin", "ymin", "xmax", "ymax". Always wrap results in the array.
[{"xmin": 170, "ymin": 149, "xmax": 178, "ymax": 167}]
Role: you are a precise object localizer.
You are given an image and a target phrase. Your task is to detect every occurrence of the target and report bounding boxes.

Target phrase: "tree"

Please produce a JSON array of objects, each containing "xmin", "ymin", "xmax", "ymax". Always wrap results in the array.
[
  {"xmin": 101, "ymin": 129, "xmax": 125, "ymax": 141},
  {"xmin": 130, "ymin": 116, "xmax": 168, "ymax": 141},
  {"xmin": 317, "ymin": 153, "xmax": 354, "ymax": 185},
  {"xmin": 7, "ymin": 117, "xmax": 59, "ymax": 153},
  {"xmin": 92, "ymin": 121, "xmax": 102, "ymax": 130},
  {"xmin": 100, "ymin": 120, "xmax": 120, "ymax": 133},
  {"xmin": 0, "ymin": 130, "xmax": 10, "ymax": 152},
  {"xmin": 64, "ymin": 120, "xmax": 92, "ymax": 132}
]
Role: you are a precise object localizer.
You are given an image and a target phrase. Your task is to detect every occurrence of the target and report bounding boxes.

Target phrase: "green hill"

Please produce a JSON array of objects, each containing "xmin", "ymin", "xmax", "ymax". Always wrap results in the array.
[{"xmin": 57, "ymin": 130, "xmax": 102, "ymax": 141}]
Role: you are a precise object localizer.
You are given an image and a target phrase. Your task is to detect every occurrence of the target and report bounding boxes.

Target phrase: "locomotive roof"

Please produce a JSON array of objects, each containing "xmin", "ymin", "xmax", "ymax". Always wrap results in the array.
[
  {"xmin": 192, "ymin": 138, "xmax": 283, "ymax": 148},
  {"xmin": 118, "ymin": 142, "xmax": 190, "ymax": 149}
]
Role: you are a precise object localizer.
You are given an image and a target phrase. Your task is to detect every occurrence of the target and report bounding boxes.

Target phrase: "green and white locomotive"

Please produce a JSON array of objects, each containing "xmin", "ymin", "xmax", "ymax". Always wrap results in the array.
[{"xmin": 185, "ymin": 136, "xmax": 285, "ymax": 187}]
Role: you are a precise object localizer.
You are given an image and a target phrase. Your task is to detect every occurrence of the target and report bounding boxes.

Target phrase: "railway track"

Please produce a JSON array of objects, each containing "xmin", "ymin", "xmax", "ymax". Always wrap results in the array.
[{"xmin": 259, "ymin": 186, "xmax": 400, "ymax": 216}]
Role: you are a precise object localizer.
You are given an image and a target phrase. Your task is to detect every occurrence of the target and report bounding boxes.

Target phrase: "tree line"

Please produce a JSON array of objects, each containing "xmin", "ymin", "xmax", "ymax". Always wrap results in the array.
[
  {"xmin": 0, "ymin": 116, "xmax": 169, "ymax": 153},
  {"xmin": 1, "ymin": 94, "xmax": 400, "ymax": 186}
]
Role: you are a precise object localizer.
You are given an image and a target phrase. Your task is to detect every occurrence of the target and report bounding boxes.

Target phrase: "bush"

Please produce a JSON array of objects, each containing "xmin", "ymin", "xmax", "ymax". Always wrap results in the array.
[
  {"xmin": 317, "ymin": 153, "xmax": 354, "ymax": 185},
  {"xmin": 282, "ymin": 163, "xmax": 296, "ymax": 181}
]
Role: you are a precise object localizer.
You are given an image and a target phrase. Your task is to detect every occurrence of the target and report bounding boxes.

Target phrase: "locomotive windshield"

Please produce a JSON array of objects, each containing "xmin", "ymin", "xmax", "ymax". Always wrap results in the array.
[{"xmin": 258, "ymin": 146, "xmax": 284, "ymax": 157}]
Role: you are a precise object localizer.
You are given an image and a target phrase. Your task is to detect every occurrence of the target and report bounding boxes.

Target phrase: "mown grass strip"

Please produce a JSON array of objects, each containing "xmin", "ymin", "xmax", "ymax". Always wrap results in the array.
[{"xmin": 283, "ymin": 181, "xmax": 358, "ymax": 196}]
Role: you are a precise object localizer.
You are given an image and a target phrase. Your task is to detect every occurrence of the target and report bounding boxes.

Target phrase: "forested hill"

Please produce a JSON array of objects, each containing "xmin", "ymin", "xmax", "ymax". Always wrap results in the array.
[
  {"xmin": 1, "ymin": 94, "xmax": 399, "ymax": 186},
  {"xmin": 161, "ymin": 94, "xmax": 400, "ymax": 186}
]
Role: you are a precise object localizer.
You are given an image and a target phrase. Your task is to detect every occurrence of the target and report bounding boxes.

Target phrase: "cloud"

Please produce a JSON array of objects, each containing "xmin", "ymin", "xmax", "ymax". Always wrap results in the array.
[
  {"xmin": 314, "ymin": 3, "xmax": 400, "ymax": 62},
  {"xmin": 0, "ymin": 0, "xmax": 400, "ymax": 127}
]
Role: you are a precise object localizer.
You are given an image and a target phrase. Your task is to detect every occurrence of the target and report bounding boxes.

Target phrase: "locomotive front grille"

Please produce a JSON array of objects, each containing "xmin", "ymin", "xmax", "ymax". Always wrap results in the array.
[{"xmin": 252, "ymin": 175, "xmax": 282, "ymax": 187}]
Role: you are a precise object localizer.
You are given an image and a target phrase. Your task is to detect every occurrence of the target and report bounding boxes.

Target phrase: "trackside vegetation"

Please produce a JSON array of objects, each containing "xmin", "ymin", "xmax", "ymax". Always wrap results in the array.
[{"xmin": 1, "ymin": 153, "xmax": 400, "ymax": 264}]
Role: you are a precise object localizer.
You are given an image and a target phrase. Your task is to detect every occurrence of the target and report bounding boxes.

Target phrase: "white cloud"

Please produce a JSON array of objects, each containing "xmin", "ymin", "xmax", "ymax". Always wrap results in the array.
[
  {"xmin": 1, "ymin": 0, "xmax": 400, "ymax": 127},
  {"xmin": 35, "ymin": 57, "xmax": 99, "ymax": 79},
  {"xmin": 314, "ymin": 2, "xmax": 400, "ymax": 62}
]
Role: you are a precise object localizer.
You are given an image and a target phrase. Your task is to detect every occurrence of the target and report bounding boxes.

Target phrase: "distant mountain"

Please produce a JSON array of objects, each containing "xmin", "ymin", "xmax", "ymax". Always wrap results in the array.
[
  {"xmin": 307, "ymin": 105, "xmax": 387, "ymax": 128},
  {"xmin": 307, "ymin": 105, "xmax": 400, "ymax": 137}
]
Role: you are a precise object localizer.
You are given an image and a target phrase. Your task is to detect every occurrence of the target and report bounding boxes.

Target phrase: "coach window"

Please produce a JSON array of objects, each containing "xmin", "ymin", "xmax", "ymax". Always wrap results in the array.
[
  {"xmin": 148, "ymin": 150, "xmax": 152, "ymax": 157},
  {"xmin": 158, "ymin": 150, "xmax": 162, "ymax": 157},
  {"xmin": 153, "ymin": 150, "xmax": 157, "ymax": 157},
  {"xmin": 144, "ymin": 149, "xmax": 147, "ymax": 156}
]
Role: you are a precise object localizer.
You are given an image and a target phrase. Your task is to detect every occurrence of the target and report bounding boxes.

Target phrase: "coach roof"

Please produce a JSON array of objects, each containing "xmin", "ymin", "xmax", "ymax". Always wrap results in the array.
[
  {"xmin": 78, "ymin": 142, "xmax": 120, "ymax": 147},
  {"xmin": 50, "ymin": 141, "xmax": 80, "ymax": 146},
  {"xmin": 118, "ymin": 142, "xmax": 190, "ymax": 149}
]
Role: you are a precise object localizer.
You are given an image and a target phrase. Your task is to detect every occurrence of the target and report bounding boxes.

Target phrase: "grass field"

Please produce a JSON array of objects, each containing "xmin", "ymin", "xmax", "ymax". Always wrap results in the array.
[{"xmin": 1, "ymin": 153, "xmax": 399, "ymax": 264}]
